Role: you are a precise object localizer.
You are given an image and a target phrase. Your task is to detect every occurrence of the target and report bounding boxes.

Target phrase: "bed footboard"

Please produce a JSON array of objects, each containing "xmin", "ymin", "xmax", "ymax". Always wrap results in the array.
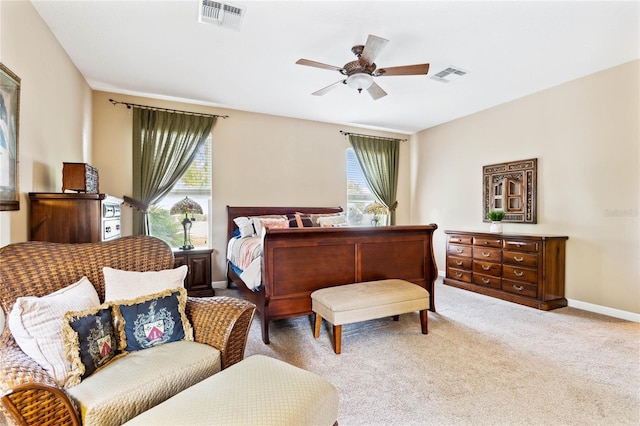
[{"xmin": 226, "ymin": 206, "xmax": 438, "ymax": 344}]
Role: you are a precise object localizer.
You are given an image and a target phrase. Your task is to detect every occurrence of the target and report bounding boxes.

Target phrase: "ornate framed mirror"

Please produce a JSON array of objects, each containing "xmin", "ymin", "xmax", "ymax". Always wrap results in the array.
[{"xmin": 483, "ymin": 158, "xmax": 537, "ymax": 224}]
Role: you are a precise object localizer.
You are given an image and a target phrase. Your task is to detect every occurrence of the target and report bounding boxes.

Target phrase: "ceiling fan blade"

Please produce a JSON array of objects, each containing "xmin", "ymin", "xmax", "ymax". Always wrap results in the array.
[
  {"xmin": 367, "ymin": 82, "xmax": 387, "ymax": 100},
  {"xmin": 312, "ymin": 80, "xmax": 346, "ymax": 96},
  {"xmin": 375, "ymin": 63, "xmax": 430, "ymax": 76},
  {"xmin": 361, "ymin": 34, "xmax": 388, "ymax": 64},
  {"xmin": 296, "ymin": 59, "xmax": 344, "ymax": 72}
]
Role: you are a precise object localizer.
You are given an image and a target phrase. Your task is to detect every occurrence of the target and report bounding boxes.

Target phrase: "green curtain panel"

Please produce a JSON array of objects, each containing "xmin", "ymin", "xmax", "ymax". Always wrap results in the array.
[
  {"xmin": 348, "ymin": 134, "xmax": 400, "ymax": 225},
  {"xmin": 132, "ymin": 108, "xmax": 216, "ymax": 235}
]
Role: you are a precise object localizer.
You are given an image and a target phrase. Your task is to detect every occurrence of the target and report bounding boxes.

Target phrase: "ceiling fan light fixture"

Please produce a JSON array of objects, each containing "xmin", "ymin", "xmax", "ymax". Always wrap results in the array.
[{"xmin": 346, "ymin": 73, "xmax": 373, "ymax": 92}]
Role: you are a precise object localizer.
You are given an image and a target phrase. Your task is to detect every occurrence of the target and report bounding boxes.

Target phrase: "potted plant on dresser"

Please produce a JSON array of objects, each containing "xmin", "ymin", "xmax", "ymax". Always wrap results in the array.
[{"xmin": 486, "ymin": 210, "xmax": 505, "ymax": 233}]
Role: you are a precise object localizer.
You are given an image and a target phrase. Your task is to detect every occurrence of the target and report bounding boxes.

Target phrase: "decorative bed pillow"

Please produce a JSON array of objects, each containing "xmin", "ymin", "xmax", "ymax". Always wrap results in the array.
[
  {"xmin": 309, "ymin": 212, "xmax": 344, "ymax": 227},
  {"xmin": 112, "ymin": 287, "xmax": 193, "ymax": 352},
  {"xmin": 103, "ymin": 266, "xmax": 188, "ymax": 302},
  {"xmin": 286, "ymin": 213, "xmax": 314, "ymax": 228},
  {"xmin": 251, "ymin": 216, "xmax": 289, "ymax": 235},
  {"xmin": 317, "ymin": 214, "xmax": 348, "ymax": 228},
  {"xmin": 62, "ymin": 304, "xmax": 119, "ymax": 387},
  {"xmin": 8, "ymin": 277, "xmax": 100, "ymax": 387},
  {"xmin": 233, "ymin": 216, "xmax": 255, "ymax": 237}
]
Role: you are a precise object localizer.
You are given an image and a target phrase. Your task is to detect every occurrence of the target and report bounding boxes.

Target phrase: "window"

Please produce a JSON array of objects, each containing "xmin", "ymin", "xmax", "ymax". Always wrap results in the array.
[
  {"xmin": 149, "ymin": 137, "xmax": 211, "ymax": 248},
  {"xmin": 346, "ymin": 148, "xmax": 385, "ymax": 226}
]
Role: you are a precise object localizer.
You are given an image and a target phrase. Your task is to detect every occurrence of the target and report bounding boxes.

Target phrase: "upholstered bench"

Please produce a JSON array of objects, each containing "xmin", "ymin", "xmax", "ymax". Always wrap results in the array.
[
  {"xmin": 311, "ymin": 279, "xmax": 429, "ymax": 354},
  {"xmin": 123, "ymin": 354, "xmax": 339, "ymax": 426}
]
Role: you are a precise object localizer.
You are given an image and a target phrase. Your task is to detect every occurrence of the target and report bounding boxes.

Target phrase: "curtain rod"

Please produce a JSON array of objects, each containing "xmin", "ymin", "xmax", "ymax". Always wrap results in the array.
[
  {"xmin": 339, "ymin": 130, "xmax": 406, "ymax": 142},
  {"xmin": 108, "ymin": 99, "xmax": 229, "ymax": 119}
]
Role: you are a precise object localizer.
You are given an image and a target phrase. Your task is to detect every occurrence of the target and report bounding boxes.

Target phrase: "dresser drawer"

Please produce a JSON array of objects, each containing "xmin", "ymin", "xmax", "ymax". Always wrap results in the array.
[
  {"xmin": 503, "ymin": 251, "xmax": 538, "ymax": 268},
  {"xmin": 503, "ymin": 239, "xmax": 539, "ymax": 252},
  {"xmin": 448, "ymin": 235, "xmax": 473, "ymax": 245},
  {"xmin": 447, "ymin": 256, "xmax": 472, "ymax": 270},
  {"xmin": 473, "ymin": 260, "xmax": 501, "ymax": 277},
  {"xmin": 502, "ymin": 279, "xmax": 538, "ymax": 298},
  {"xmin": 472, "ymin": 273, "xmax": 501, "ymax": 289},
  {"xmin": 503, "ymin": 265, "xmax": 538, "ymax": 283},
  {"xmin": 473, "ymin": 247, "xmax": 501, "ymax": 262},
  {"xmin": 447, "ymin": 268, "xmax": 472, "ymax": 283},
  {"xmin": 448, "ymin": 244, "xmax": 472, "ymax": 258},
  {"xmin": 473, "ymin": 237, "xmax": 502, "ymax": 248}
]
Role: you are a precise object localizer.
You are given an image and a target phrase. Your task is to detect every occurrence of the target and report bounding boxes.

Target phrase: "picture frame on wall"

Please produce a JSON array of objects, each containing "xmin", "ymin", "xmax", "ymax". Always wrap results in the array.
[
  {"xmin": 483, "ymin": 158, "xmax": 537, "ymax": 224},
  {"xmin": 0, "ymin": 62, "xmax": 20, "ymax": 211}
]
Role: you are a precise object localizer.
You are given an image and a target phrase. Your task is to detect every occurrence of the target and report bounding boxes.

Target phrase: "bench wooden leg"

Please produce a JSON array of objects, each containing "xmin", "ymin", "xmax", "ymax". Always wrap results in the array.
[
  {"xmin": 420, "ymin": 309, "xmax": 428, "ymax": 334},
  {"xmin": 332, "ymin": 324, "xmax": 342, "ymax": 354},
  {"xmin": 392, "ymin": 315, "xmax": 399, "ymax": 321},
  {"xmin": 313, "ymin": 313, "xmax": 322, "ymax": 338}
]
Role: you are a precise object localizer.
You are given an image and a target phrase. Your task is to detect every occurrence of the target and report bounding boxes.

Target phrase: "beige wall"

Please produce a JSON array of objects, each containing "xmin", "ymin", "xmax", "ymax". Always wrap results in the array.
[
  {"xmin": 91, "ymin": 91, "xmax": 410, "ymax": 282},
  {"xmin": 411, "ymin": 60, "xmax": 639, "ymax": 315},
  {"xmin": 0, "ymin": 0, "xmax": 92, "ymax": 246}
]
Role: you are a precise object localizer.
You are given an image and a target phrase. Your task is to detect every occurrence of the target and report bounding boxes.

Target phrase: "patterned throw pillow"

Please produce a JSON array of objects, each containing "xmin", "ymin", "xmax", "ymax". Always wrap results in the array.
[
  {"xmin": 286, "ymin": 213, "xmax": 314, "ymax": 228},
  {"xmin": 62, "ymin": 305, "xmax": 118, "ymax": 387},
  {"xmin": 252, "ymin": 216, "xmax": 289, "ymax": 235},
  {"xmin": 112, "ymin": 287, "xmax": 193, "ymax": 353}
]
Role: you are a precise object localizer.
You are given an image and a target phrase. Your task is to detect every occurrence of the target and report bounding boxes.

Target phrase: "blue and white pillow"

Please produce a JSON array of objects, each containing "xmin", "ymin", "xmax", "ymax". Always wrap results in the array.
[
  {"xmin": 112, "ymin": 287, "xmax": 193, "ymax": 353},
  {"xmin": 62, "ymin": 304, "xmax": 118, "ymax": 387}
]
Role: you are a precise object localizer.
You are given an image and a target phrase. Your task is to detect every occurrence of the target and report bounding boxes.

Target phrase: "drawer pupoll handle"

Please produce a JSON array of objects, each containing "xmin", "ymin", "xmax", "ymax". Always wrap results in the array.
[
  {"xmin": 484, "ymin": 241, "xmax": 489, "ymax": 245},
  {"xmin": 455, "ymin": 272, "xmax": 463, "ymax": 278},
  {"xmin": 513, "ymin": 270, "xmax": 524, "ymax": 277},
  {"xmin": 482, "ymin": 252, "xmax": 491, "ymax": 257},
  {"xmin": 455, "ymin": 261, "xmax": 463, "ymax": 266},
  {"xmin": 482, "ymin": 278, "xmax": 491, "ymax": 284},
  {"xmin": 456, "ymin": 248, "xmax": 463, "ymax": 253},
  {"xmin": 513, "ymin": 285, "xmax": 524, "ymax": 291},
  {"xmin": 514, "ymin": 256, "xmax": 524, "ymax": 262},
  {"xmin": 482, "ymin": 265, "xmax": 491, "ymax": 271}
]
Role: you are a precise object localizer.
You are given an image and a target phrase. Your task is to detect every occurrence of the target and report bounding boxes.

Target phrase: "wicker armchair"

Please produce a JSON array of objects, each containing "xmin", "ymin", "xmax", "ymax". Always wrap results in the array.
[{"xmin": 0, "ymin": 236, "xmax": 255, "ymax": 425}]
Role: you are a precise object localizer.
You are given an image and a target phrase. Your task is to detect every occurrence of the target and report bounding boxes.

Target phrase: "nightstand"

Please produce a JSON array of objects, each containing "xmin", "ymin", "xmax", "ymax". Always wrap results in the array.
[{"xmin": 173, "ymin": 248, "xmax": 214, "ymax": 297}]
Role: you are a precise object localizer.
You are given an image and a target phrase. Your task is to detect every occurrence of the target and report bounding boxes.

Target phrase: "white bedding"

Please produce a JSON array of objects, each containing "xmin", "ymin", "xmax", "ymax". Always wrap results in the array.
[{"xmin": 227, "ymin": 236, "xmax": 263, "ymax": 291}]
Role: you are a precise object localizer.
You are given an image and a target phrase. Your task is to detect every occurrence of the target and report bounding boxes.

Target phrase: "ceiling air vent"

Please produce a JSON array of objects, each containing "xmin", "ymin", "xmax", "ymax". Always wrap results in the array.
[
  {"xmin": 199, "ymin": 1, "xmax": 245, "ymax": 30},
  {"xmin": 430, "ymin": 66, "xmax": 467, "ymax": 83}
]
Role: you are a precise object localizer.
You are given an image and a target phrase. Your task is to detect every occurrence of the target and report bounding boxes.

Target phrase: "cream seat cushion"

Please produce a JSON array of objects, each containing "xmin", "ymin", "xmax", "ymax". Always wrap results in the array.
[
  {"xmin": 311, "ymin": 279, "xmax": 430, "ymax": 325},
  {"xmin": 66, "ymin": 340, "xmax": 221, "ymax": 426},
  {"xmin": 124, "ymin": 354, "xmax": 339, "ymax": 426}
]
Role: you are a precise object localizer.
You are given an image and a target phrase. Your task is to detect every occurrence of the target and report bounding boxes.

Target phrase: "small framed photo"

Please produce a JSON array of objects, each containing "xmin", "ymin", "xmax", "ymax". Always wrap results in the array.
[{"xmin": 0, "ymin": 62, "xmax": 20, "ymax": 211}]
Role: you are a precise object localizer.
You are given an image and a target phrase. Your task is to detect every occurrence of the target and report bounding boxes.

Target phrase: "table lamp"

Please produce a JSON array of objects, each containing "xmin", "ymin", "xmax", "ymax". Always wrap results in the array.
[{"xmin": 169, "ymin": 196, "xmax": 203, "ymax": 250}]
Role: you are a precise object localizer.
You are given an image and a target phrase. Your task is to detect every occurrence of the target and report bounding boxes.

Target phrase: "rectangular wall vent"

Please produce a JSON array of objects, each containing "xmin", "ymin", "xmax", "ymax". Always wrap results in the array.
[
  {"xmin": 199, "ymin": 1, "xmax": 245, "ymax": 30},
  {"xmin": 430, "ymin": 66, "xmax": 468, "ymax": 83}
]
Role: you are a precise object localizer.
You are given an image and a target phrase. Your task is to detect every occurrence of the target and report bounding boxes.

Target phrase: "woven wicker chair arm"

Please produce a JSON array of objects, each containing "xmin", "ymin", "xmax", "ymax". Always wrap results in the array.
[
  {"xmin": 186, "ymin": 296, "xmax": 256, "ymax": 369},
  {"xmin": 0, "ymin": 339, "xmax": 79, "ymax": 425}
]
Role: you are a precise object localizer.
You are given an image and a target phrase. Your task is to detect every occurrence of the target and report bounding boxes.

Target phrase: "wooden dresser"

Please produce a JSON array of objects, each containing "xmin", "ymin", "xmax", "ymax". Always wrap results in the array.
[
  {"xmin": 29, "ymin": 193, "xmax": 122, "ymax": 243},
  {"xmin": 444, "ymin": 230, "xmax": 568, "ymax": 310}
]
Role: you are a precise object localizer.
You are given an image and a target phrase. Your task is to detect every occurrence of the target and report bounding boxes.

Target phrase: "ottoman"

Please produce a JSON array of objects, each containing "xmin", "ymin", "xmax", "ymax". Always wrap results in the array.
[
  {"xmin": 123, "ymin": 354, "xmax": 339, "ymax": 426},
  {"xmin": 312, "ymin": 279, "xmax": 429, "ymax": 354}
]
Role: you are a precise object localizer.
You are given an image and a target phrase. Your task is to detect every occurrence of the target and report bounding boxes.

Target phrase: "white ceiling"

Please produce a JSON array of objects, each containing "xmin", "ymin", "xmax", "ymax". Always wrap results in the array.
[{"xmin": 32, "ymin": 0, "xmax": 639, "ymax": 134}]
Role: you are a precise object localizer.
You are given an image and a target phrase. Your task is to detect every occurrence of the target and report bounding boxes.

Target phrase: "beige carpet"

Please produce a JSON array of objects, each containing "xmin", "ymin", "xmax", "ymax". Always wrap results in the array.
[{"xmin": 219, "ymin": 279, "xmax": 640, "ymax": 425}]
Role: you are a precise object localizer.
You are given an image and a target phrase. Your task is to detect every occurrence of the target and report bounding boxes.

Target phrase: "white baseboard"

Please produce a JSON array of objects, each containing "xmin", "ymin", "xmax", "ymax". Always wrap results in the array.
[
  {"xmin": 567, "ymin": 299, "xmax": 640, "ymax": 323},
  {"xmin": 212, "ymin": 280, "xmax": 227, "ymax": 289},
  {"xmin": 437, "ymin": 270, "xmax": 638, "ymax": 322}
]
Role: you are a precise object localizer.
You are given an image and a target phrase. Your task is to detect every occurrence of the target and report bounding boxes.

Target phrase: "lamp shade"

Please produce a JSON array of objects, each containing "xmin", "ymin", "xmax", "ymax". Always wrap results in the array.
[
  {"xmin": 346, "ymin": 73, "xmax": 373, "ymax": 91},
  {"xmin": 170, "ymin": 196, "xmax": 203, "ymax": 216}
]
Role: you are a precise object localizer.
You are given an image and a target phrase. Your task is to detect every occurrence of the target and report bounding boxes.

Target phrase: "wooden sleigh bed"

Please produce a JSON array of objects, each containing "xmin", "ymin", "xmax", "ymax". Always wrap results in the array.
[{"xmin": 226, "ymin": 206, "xmax": 438, "ymax": 344}]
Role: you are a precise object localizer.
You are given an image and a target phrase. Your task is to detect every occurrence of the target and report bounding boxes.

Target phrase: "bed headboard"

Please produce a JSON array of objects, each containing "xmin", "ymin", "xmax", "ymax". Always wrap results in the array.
[{"xmin": 226, "ymin": 206, "xmax": 343, "ymax": 242}]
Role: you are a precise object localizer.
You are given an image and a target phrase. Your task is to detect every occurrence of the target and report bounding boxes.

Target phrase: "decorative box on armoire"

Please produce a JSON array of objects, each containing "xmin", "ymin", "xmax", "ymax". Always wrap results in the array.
[
  {"xmin": 29, "ymin": 193, "xmax": 122, "ymax": 243},
  {"xmin": 62, "ymin": 162, "xmax": 99, "ymax": 193},
  {"xmin": 443, "ymin": 230, "xmax": 568, "ymax": 310}
]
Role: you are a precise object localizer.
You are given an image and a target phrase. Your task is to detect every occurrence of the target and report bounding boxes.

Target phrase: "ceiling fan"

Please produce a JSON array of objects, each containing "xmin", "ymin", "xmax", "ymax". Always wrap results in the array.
[{"xmin": 295, "ymin": 34, "xmax": 430, "ymax": 100}]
